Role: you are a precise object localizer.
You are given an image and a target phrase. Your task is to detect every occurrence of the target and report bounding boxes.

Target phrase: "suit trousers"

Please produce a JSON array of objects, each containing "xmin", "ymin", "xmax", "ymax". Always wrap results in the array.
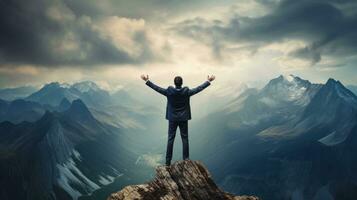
[{"xmin": 166, "ymin": 120, "xmax": 189, "ymax": 163}]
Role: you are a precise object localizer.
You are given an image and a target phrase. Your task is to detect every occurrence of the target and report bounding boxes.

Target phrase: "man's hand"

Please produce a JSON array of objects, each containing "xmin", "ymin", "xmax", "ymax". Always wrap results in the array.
[
  {"xmin": 141, "ymin": 74, "xmax": 149, "ymax": 82},
  {"xmin": 207, "ymin": 75, "xmax": 215, "ymax": 82}
]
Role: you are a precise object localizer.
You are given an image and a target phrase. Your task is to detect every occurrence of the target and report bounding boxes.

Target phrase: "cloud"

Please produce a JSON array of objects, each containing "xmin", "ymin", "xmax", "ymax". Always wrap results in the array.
[
  {"xmin": 0, "ymin": 0, "xmax": 164, "ymax": 67},
  {"xmin": 172, "ymin": 0, "xmax": 357, "ymax": 67},
  {"xmin": 288, "ymin": 46, "xmax": 321, "ymax": 65},
  {"xmin": 2, "ymin": 0, "xmax": 357, "ymax": 88},
  {"xmin": 61, "ymin": 0, "xmax": 232, "ymax": 20}
]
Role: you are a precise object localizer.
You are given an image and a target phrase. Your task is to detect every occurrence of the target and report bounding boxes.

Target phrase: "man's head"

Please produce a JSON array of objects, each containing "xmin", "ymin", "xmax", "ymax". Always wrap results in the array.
[{"xmin": 174, "ymin": 76, "xmax": 183, "ymax": 88}]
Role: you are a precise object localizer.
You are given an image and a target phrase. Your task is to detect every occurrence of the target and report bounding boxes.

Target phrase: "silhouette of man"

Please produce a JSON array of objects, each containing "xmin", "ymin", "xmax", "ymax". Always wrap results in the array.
[{"xmin": 141, "ymin": 74, "xmax": 215, "ymax": 166}]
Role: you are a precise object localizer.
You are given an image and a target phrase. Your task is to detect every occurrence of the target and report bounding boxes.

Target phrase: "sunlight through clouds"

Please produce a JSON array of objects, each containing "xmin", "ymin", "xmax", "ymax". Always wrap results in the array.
[{"xmin": 0, "ymin": 0, "xmax": 357, "ymax": 87}]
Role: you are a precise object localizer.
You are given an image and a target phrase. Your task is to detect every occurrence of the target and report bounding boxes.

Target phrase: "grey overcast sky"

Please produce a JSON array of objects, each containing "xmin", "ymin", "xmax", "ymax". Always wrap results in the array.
[{"xmin": 0, "ymin": 0, "xmax": 357, "ymax": 89}]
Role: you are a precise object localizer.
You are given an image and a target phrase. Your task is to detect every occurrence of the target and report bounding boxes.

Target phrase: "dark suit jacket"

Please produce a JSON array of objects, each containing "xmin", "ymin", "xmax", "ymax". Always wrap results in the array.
[{"xmin": 146, "ymin": 80, "xmax": 211, "ymax": 121}]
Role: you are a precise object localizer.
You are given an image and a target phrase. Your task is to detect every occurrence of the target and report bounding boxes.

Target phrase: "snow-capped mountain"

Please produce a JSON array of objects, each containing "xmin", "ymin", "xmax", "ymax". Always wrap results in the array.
[
  {"xmin": 218, "ymin": 75, "xmax": 322, "ymax": 130},
  {"xmin": 261, "ymin": 75, "xmax": 311, "ymax": 102},
  {"xmin": 3, "ymin": 75, "xmax": 356, "ymax": 200},
  {"xmin": 256, "ymin": 74, "xmax": 323, "ymax": 108},
  {"xmin": 0, "ymin": 82, "xmax": 167, "ymax": 200},
  {"xmin": 0, "ymin": 99, "xmax": 140, "ymax": 200},
  {"xmin": 25, "ymin": 81, "xmax": 113, "ymax": 108},
  {"xmin": 1, "ymin": 80, "xmax": 156, "ymax": 131},
  {"xmin": 26, "ymin": 82, "xmax": 82, "ymax": 106},
  {"xmin": 72, "ymin": 81, "xmax": 101, "ymax": 93},
  {"xmin": 191, "ymin": 75, "xmax": 357, "ymax": 200}
]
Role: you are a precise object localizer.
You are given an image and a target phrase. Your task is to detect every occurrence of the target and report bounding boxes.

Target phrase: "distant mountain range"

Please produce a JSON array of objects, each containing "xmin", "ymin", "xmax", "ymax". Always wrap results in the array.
[
  {"xmin": 25, "ymin": 81, "xmax": 112, "ymax": 108},
  {"xmin": 1, "ymin": 76, "xmax": 356, "ymax": 200},
  {"xmin": 0, "ymin": 99, "xmax": 47, "ymax": 123},
  {"xmin": 0, "ymin": 81, "xmax": 160, "ymax": 200},
  {"xmin": 191, "ymin": 75, "xmax": 357, "ymax": 200},
  {"xmin": 0, "ymin": 86, "xmax": 37, "ymax": 101},
  {"xmin": 0, "ymin": 81, "xmax": 158, "ymax": 130},
  {"xmin": 0, "ymin": 99, "xmax": 151, "ymax": 200}
]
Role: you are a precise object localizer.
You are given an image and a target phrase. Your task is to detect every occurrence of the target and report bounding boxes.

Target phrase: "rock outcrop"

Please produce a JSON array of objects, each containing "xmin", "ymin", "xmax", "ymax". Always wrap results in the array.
[{"xmin": 107, "ymin": 160, "xmax": 259, "ymax": 200}]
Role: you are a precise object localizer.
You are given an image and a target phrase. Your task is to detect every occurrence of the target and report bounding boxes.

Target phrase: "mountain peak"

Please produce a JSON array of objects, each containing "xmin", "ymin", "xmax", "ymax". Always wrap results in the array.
[
  {"xmin": 322, "ymin": 78, "xmax": 357, "ymax": 105},
  {"xmin": 261, "ymin": 75, "xmax": 311, "ymax": 102},
  {"xmin": 281, "ymin": 74, "xmax": 297, "ymax": 82},
  {"xmin": 72, "ymin": 81, "xmax": 101, "ymax": 93},
  {"xmin": 44, "ymin": 82, "xmax": 60, "ymax": 88},
  {"xmin": 43, "ymin": 82, "xmax": 71, "ymax": 89},
  {"xmin": 107, "ymin": 160, "xmax": 259, "ymax": 200},
  {"xmin": 326, "ymin": 78, "xmax": 338, "ymax": 85},
  {"xmin": 324, "ymin": 78, "xmax": 348, "ymax": 91},
  {"xmin": 268, "ymin": 74, "xmax": 310, "ymax": 86},
  {"xmin": 65, "ymin": 99, "xmax": 97, "ymax": 122},
  {"xmin": 325, "ymin": 78, "xmax": 347, "ymax": 90}
]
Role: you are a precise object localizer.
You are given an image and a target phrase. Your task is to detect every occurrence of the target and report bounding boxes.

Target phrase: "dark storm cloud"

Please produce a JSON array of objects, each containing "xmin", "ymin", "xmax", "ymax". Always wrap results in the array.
[
  {"xmin": 288, "ymin": 47, "xmax": 321, "ymax": 65},
  {"xmin": 173, "ymin": 0, "xmax": 357, "ymax": 65},
  {"xmin": 0, "ymin": 0, "xmax": 156, "ymax": 67},
  {"xmin": 61, "ymin": 0, "xmax": 227, "ymax": 19}
]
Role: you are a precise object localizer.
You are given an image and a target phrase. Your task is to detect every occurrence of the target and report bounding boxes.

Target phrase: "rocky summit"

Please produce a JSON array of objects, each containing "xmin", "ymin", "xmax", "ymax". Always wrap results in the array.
[{"xmin": 107, "ymin": 160, "xmax": 259, "ymax": 200}]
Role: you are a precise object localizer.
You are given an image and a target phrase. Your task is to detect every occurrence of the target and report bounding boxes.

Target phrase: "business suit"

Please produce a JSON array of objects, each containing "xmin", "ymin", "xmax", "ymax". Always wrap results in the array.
[{"xmin": 145, "ymin": 80, "xmax": 211, "ymax": 164}]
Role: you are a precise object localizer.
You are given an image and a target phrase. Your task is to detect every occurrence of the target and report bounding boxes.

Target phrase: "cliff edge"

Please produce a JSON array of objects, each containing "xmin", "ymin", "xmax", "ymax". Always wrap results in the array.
[{"xmin": 107, "ymin": 160, "xmax": 259, "ymax": 200}]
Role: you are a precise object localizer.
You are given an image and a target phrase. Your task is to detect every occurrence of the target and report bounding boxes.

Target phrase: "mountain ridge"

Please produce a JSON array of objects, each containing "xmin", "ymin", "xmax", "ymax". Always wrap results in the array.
[
  {"xmin": 0, "ymin": 99, "xmax": 140, "ymax": 200},
  {"xmin": 189, "ymin": 74, "xmax": 357, "ymax": 200},
  {"xmin": 1, "ymin": 74, "xmax": 357, "ymax": 200}
]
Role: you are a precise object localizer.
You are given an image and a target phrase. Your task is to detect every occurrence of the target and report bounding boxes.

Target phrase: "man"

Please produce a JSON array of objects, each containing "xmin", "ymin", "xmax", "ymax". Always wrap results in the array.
[{"xmin": 141, "ymin": 74, "xmax": 215, "ymax": 166}]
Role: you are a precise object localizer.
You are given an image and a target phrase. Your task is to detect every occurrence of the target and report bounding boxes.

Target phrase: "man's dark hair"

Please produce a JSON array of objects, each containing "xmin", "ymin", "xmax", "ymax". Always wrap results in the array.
[{"xmin": 174, "ymin": 76, "xmax": 183, "ymax": 87}]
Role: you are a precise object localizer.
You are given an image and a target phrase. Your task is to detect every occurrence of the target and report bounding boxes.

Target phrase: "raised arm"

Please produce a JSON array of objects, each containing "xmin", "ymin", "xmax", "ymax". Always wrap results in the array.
[
  {"xmin": 188, "ymin": 75, "xmax": 215, "ymax": 96},
  {"xmin": 141, "ymin": 74, "xmax": 167, "ymax": 96}
]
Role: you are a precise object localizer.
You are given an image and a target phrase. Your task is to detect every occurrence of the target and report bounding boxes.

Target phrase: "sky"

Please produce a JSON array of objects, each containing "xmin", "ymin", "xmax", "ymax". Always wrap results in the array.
[{"xmin": 1, "ymin": 0, "xmax": 357, "ymax": 90}]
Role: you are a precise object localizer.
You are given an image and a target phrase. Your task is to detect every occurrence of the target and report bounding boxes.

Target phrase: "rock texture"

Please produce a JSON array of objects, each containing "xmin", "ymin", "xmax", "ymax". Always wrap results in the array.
[{"xmin": 107, "ymin": 160, "xmax": 259, "ymax": 200}]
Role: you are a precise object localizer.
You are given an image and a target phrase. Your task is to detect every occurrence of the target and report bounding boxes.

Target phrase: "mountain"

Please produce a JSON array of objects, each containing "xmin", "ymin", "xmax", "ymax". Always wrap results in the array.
[
  {"xmin": 191, "ymin": 75, "xmax": 357, "ymax": 200},
  {"xmin": 255, "ymin": 78, "xmax": 357, "ymax": 142},
  {"xmin": 64, "ymin": 99, "xmax": 108, "ymax": 135},
  {"xmin": 0, "ymin": 99, "xmax": 47, "ymax": 123},
  {"xmin": 66, "ymin": 99, "xmax": 96, "ymax": 121},
  {"xmin": 23, "ymin": 80, "xmax": 159, "ymax": 130},
  {"xmin": 72, "ymin": 82, "xmax": 112, "ymax": 108},
  {"xmin": 26, "ymin": 82, "xmax": 82, "ymax": 106},
  {"xmin": 299, "ymin": 79, "xmax": 357, "ymax": 145},
  {"xmin": 0, "ymin": 97, "xmax": 75, "ymax": 124},
  {"xmin": 72, "ymin": 81, "xmax": 102, "ymax": 93},
  {"xmin": 107, "ymin": 160, "xmax": 259, "ymax": 200},
  {"xmin": 0, "ymin": 86, "xmax": 37, "ymax": 101},
  {"xmin": 25, "ymin": 81, "xmax": 112, "ymax": 107},
  {"xmin": 0, "ymin": 81, "xmax": 213, "ymax": 200},
  {"xmin": 0, "ymin": 99, "xmax": 145, "ymax": 200}
]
